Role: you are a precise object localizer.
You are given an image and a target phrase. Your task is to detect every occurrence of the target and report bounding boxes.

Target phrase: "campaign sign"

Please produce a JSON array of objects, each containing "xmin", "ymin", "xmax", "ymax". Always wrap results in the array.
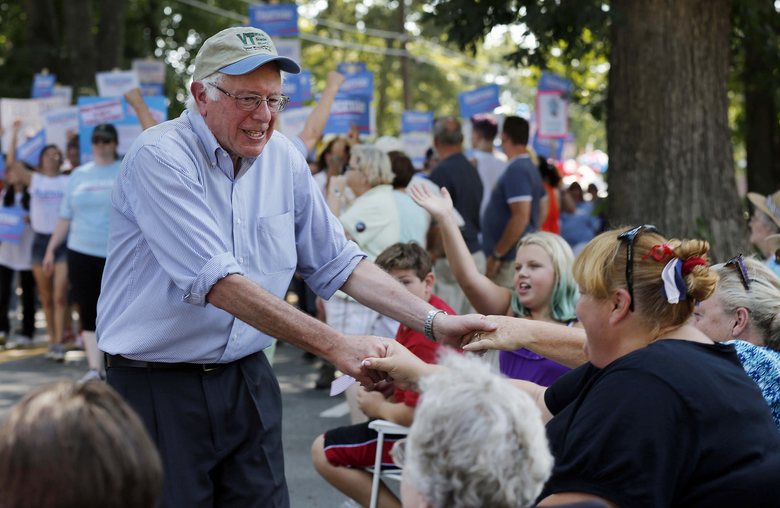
[
  {"xmin": 0, "ymin": 207, "xmax": 26, "ymax": 244},
  {"xmin": 40, "ymin": 106, "xmax": 80, "ymax": 154},
  {"xmin": 278, "ymin": 106, "xmax": 313, "ymax": 139},
  {"xmin": 273, "ymin": 38, "xmax": 302, "ymax": 66},
  {"xmin": 401, "ymin": 133, "xmax": 433, "ymax": 169},
  {"xmin": 140, "ymin": 84, "xmax": 165, "ymax": 96},
  {"xmin": 78, "ymin": 96, "xmax": 167, "ymax": 164},
  {"xmin": 96, "ymin": 70, "xmax": 141, "ymax": 98},
  {"xmin": 458, "ymin": 84, "xmax": 500, "ymax": 119},
  {"xmin": 16, "ymin": 129, "xmax": 46, "ymax": 166},
  {"xmin": 249, "ymin": 4, "xmax": 299, "ymax": 37},
  {"xmin": 0, "ymin": 154, "xmax": 5, "ymax": 180},
  {"xmin": 337, "ymin": 62, "xmax": 367, "ymax": 75},
  {"xmin": 32, "ymin": 74, "xmax": 57, "ymax": 98},
  {"xmin": 536, "ymin": 90, "xmax": 568, "ymax": 139},
  {"xmin": 51, "ymin": 85, "xmax": 73, "ymax": 104},
  {"xmin": 283, "ymin": 70, "xmax": 312, "ymax": 108},
  {"xmin": 340, "ymin": 72, "xmax": 374, "ymax": 99},
  {"xmin": 0, "ymin": 97, "xmax": 68, "ymax": 155},
  {"xmin": 323, "ymin": 93, "xmax": 371, "ymax": 135},
  {"xmin": 538, "ymin": 72, "xmax": 572, "ymax": 94},
  {"xmin": 401, "ymin": 111, "xmax": 434, "ymax": 133},
  {"xmin": 132, "ymin": 60, "xmax": 166, "ymax": 84}
]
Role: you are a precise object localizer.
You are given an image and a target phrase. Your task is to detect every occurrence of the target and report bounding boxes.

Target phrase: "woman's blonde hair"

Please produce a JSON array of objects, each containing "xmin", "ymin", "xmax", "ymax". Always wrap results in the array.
[
  {"xmin": 511, "ymin": 232, "xmax": 579, "ymax": 322},
  {"xmin": 712, "ymin": 257, "xmax": 780, "ymax": 351},
  {"xmin": 350, "ymin": 145, "xmax": 393, "ymax": 187},
  {"xmin": 573, "ymin": 228, "xmax": 718, "ymax": 333}
]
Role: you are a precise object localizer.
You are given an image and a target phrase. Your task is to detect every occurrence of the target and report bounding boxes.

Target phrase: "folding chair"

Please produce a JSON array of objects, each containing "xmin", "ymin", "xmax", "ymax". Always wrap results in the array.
[{"xmin": 366, "ymin": 419, "xmax": 410, "ymax": 508}]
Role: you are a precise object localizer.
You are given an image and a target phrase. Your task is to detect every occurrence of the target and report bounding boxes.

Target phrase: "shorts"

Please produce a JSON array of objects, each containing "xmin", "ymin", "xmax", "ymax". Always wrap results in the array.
[
  {"xmin": 31, "ymin": 233, "xmax": 68, "ymax": 266},
  {"xmin": 323, "ymin": 421, "xmax": 403, "ymax": 469}
]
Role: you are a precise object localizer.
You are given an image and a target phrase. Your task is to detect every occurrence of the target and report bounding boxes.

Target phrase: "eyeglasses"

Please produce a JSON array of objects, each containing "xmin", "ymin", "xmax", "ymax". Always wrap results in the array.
[
  {"xmin": 725, "ymin": 254, "xmax": 751, "ymax": 291},
  {"xmin": 92, "ymin": 137, "xmax": 115, "ymax": 145},
  {"xmin": 207, "ymin": 82, "xmax": 289, "ymax": 112},
  {"xmin": 390, "ymin": 438, "xmax": 407, "ymax": 468},
  {"xmin": 617, "ymin": 224, "xmax": 659, "ymax": 312}
]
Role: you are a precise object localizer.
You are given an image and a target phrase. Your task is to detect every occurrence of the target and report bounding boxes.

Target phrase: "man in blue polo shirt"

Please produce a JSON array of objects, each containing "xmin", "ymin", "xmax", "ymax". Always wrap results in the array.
[{"xmin": 482, "ymin": 116, "xmax": 548, "ymax": 288}]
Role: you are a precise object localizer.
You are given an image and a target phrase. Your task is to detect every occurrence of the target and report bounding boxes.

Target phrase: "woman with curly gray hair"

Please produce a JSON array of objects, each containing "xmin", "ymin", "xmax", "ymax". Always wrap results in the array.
[{"xmin": 397, "ymin": 353, "xmax": 553, "ymax": 508}]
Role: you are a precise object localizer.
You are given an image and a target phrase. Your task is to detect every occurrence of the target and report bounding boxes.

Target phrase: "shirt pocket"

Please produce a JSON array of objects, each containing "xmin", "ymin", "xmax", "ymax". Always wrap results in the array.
[{"xmin": 256, "ymin": 210, "xmax": 296, "ymax": 275}]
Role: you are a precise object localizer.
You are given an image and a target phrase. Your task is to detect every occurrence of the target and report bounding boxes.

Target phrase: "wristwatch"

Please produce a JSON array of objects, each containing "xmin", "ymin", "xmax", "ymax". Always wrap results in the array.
[
  {"xmin": 424, "ymin": 309, "xmax": 446, "ymax": 341},
  {"xmin": 491, "ymin": 251, "xmax": 503, "ymax": 261}
]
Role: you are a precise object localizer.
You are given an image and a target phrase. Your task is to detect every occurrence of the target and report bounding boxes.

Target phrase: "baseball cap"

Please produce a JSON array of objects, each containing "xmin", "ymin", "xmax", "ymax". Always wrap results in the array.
[
  {"xmin": 193, "ymin": 27, "xmax": 301, "ymax": 81},
  {"xmin": 91, "ymin": 124, "xmax": 118, "ymax": 142}
]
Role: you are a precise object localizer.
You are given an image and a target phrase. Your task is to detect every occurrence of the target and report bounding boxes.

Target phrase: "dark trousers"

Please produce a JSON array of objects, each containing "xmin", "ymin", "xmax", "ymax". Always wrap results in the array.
[
  {"xmin": 0, "ymin": 266, "xmax": 35, "ymax": 337},
  {"xmin": 66, "ymin": 249, "xmax": 105, "ymax": 332},
  {"xmin": 107, "ymin": 352, "xmax": 289, "ymax": 508}
]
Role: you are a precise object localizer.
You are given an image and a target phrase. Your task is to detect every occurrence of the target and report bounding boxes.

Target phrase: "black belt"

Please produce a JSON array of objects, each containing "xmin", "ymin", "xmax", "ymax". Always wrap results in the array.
[{"xmin": 105, "ymin": 354, "xmax": 227, "ymax": 372}]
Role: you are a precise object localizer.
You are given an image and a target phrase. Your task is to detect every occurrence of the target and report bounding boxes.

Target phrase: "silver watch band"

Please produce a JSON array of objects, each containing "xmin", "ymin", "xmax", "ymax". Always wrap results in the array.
[{"xmin": 424, "ymin": 309, "xmax": 446, "ymax": 341}]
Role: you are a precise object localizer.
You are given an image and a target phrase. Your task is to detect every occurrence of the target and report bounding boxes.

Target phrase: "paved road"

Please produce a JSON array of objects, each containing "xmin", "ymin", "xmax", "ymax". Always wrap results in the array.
[{"xmin": 0, "ymin": 340, "xmax": 391, "ymax": 507}]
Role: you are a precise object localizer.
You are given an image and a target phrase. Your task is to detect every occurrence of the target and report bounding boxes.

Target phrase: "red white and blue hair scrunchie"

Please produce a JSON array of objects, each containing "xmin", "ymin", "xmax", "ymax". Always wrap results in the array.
[{"xmin": 661, "ymin": 259, "xmax": 686, "ymax": 304}]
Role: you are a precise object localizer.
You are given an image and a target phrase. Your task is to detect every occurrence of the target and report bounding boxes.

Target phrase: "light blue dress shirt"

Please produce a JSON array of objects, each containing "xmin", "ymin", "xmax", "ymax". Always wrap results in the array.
[{"xmin": 96, "ymin": 110, "xmax": 365, "ymax": 363}]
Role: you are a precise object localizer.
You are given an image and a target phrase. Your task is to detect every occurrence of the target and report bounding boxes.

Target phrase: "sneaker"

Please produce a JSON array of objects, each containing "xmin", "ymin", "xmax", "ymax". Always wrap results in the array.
[
  {"xmin": 72, "ymin": 333, "xmax": 85, "ymax": 351},
  {"xmin": 79, "ymin": 369, "xmax": 105, "ymax": 383},
  {"xmin": 7, "ymin": 336, "xmax": 33, "ymax": 349},
  {"xmin": 50, "ymin": 344, "xmax": 66, "ymax": 362},
  {"xmin": 62, "ymin": 330, "xmax": 76, "ymax": 346}
]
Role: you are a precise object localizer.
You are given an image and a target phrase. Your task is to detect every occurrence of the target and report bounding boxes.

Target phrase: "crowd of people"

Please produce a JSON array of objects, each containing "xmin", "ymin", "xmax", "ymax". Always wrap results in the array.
[{"xmin": 0, "ymin": 24, "xmax": 779, "ymax": 508}]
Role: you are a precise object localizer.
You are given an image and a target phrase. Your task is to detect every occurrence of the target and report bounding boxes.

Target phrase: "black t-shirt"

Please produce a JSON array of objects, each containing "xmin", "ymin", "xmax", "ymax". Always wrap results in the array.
[
  {"xmin": 429, "ymin": 153, "xmax": 483, "ymax": 253},
  {"xmin": 540, "ymin": 340, "xmax": 780, "ymax": 508}
]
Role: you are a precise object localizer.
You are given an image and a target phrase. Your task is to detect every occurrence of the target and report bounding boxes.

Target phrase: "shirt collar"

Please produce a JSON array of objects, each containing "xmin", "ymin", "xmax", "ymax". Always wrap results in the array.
[{"xmin": 185, "ymin": 110, "xmax": 258, "ymax": 181}]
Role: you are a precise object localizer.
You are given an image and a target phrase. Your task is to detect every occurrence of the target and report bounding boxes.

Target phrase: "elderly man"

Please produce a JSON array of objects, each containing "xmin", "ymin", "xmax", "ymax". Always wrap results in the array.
[{"xmin": 96, "ymin": 27, "xmax": 492, "ymax": 508}]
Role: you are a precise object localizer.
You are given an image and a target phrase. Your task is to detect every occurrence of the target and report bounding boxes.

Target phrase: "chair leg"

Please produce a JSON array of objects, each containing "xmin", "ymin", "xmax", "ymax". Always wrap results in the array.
[{"xmin": 370, "ymin": 430, "xmax": 384, "ymax": 508}]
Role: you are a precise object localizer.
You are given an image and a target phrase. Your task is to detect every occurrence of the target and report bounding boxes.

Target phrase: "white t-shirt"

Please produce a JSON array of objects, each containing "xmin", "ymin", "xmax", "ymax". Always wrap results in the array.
[
  {"xmin": 29, "ymin": 172, "xmax": 69, "ymax": 234},
  {"xmin": 0, "ymin": 191, "xmax": 34, "ymax": 271}
]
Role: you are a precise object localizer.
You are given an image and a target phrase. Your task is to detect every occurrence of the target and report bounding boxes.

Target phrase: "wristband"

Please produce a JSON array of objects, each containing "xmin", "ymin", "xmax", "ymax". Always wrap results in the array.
[
  {"xmin": 424, "ymin": 309, "xmax": 446, "ymax": 342},
  {"xmin": 491, "ymin": 251, "xmax": 503, "ymax": 261}
]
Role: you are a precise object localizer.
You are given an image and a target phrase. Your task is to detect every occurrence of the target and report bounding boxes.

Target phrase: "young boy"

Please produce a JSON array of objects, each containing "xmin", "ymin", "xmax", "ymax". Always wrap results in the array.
[{"xmin": 311, "ymin": 242, "xmax": 456, "ymax": 508}]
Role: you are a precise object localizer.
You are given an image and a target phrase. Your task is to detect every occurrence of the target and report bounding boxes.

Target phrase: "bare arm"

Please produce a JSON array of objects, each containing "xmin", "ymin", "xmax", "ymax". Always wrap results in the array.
[
  {"xmin": 409, "ymin": 184, "xmax": 512, "ymax": 316},
  {"xmin": 5, "ymin": 120, "xmax": 33, "ymax": 187},
  {"xmin": 357, "ymin": 389, "xmax": 416, "ymax": 427},
  {"xmin": 326, "ymin": 175, "xmax": 347, "ymax": 216},
  {"xmin": 124, "ymin": 88, "xmax": 157, "ymax": 131},
  {"xmin": 538, "ymin": 493, "xmax": 619, "ymax": 507},
  {"xmin": 207, "ymin": 273, "xmax": 388, "ymax": 387},
  {"xmin": 505, "ymin": 378, "xmax": 553, "ymax": 424},
  {"xmin": 43, "ymin": 218, "xmax": 71, "ymax": 276},
  {"xmin": 341, "ymin": 259, "xmax": 497, "ymax": 348},
  {"xmin": 298, "ymin": 72, "xmax": 345, "ymax": 152},
  {"xmin": 538, "ymin": 194, "xmax": 550, "ymax": 229},
  {"xmin": 463, "ymin": 315, "xmax": 588, "ymax": 369}
]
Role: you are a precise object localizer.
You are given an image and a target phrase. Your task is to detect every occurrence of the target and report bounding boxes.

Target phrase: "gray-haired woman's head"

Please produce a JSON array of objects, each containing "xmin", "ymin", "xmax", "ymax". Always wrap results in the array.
[
  {"xmin": 401, "ymin": 353, "xmax": 553, "ymax": 508},
  {"xmin": 708, "ymin": 257, "xmax": 780, "ymax": 351},
  {"xmin": 348, "ymin": 145, "xmax": 393, "ymax": 187}
]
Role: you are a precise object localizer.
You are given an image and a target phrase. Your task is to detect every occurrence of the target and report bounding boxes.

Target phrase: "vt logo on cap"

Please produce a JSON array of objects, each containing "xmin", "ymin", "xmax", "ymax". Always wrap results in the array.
[{"xmin": 235, "ymin": 32, "xmax": 273, "ymax": 53}]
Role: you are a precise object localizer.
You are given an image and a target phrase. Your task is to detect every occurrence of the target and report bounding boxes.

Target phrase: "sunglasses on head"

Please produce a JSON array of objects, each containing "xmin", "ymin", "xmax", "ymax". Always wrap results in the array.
[
  {"xmin": 725, "ymin": 254, "xmax": 751, "ymax": 291},
  {"xmin": 92, "ymin": 137, "xmax": 115, "ymax": 145},
  {"xmin": 617, "ymin": 224, "xmax": 660, "ymax": 312}
]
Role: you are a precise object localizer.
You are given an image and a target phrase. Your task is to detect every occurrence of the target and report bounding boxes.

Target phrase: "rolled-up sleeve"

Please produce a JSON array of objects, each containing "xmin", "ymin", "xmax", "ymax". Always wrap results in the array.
[
  {"xmin": 288, "ymin": 148, "xmax": 366, "ymax": 298},
  {"xmin": 122, "ymin": 146, "xmax": 245, "ymax": 306}
]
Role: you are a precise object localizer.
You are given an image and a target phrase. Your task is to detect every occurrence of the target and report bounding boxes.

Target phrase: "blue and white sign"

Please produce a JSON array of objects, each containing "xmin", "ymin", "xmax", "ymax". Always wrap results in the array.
[
  {"xmin": 401, "ymin": 111, "xmax": 434, "ymax": 133},
  {"xmin": 0, "ymin": 207, "xmax": 26, "ymax": 244},
  {"xmin": 538, "ymin": 72, "xmax": 572, "ymax": 94},
  {"xmin": 78, "ymin": 96, "xmax": 167, "ymax": 164},
  {"xmin": 0, "ymin": 154, "xmax": 5, "ymax": 180},
  {"xmin": 132, "ymin": 59, "xmax": 166, "ymax": 96},
  {"xmin": 274, "ymin": 38, "xmax": 302, "ymax": 66},
  {"xmin": 16, "ymin": 129, "xmax": 46, "ymax": 166},
  {"xmin": 96, "ymin": 70, "xmax": 141, "ymax": 98},
  {"xmin": 32, "ymin": 74, "xmax": 57, "ymax": 98},
  {"xmin": 401, "ymin": 133, "xmax": 433, "ymax": 169},
  {"xmin": 283, "ymin": 70, "xmax": 312, "ymax": 108},
  {"xmin": 40, "ymin": 106, "xmax": 80, "ymax": 154},
  {"xmin": 249, "ymin": 3, "xmax": 299, "ymax": 37},
  {"xmin": 323, "ymin": 93, "xmax": 371, "ymax": 135},
  {"xmin": 340, "ymin": 72, "xmax": 374, "ymax": 99},
  {"xmin": 337, "ymin": 62, "xmax": 367, "ymax": 75},
  {"xmin": 458, "ymin": 84, "xmax": 500, "ymax": 119}
]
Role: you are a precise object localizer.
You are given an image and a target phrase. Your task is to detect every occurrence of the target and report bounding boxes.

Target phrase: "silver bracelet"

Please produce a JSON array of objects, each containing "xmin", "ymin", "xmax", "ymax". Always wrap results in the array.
[{"xmin": 424, "ymin": 309, "xmax": 446, "ymax": 342}]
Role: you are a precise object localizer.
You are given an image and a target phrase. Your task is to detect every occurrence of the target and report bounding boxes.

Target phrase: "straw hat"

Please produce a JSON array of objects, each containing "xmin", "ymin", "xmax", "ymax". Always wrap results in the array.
[
  {"xmin": 766, "ymin": 234, "xmax": 780, "ymax": 255},
  {"xmin": 747, "ymin": 190, "xmax": 780, "ymax": 230}
]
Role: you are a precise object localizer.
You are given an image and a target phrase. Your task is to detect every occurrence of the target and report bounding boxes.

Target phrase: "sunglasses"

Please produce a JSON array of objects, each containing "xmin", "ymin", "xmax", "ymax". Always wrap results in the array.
[
  {"xmin": 92, "ymin": 137, "xmax": 115, "ymax": 145},
  {"xmin": 725, "ymin": 254, "xmax": 750, "ymax": 291},
  {"xmin": 617, "ymin": 224, "xmax": 659, "ymax": 312}
]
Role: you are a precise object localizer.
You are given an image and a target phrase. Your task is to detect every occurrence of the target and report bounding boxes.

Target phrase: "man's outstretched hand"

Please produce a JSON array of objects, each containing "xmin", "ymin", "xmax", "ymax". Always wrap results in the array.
[
  {"xmin": 328, "ymin": 334, "xmax": 390, "ymax": 389},
  {"xmin": 433, "ymin": 313, "xmax": 499, "ymax": 349}
]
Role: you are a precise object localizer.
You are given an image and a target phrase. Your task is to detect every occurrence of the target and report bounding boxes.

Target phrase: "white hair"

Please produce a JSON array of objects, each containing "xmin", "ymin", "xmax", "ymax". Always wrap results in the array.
[
  {"xmin": 350, "ymin": 145, "xmax": 393, "ymax": 187},
  {"xmin": 185, "ymin": 71, "xmax": 225, "ymax": 112},
  {"xmin": 405, "ymin": 353, "xmax": 553, "ymax": 508},
  {"xmin": 712, "ymin": 257, "xmax": 780, "ymax": 351},
  {"xmin": 185, "ymin": 68, "xmax": 288, "ymax": 113}
]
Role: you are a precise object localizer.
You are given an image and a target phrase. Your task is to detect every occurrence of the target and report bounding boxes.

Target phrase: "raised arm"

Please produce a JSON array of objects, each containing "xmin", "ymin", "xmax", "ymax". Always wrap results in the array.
[
  {"xmin": 298, "ymin": 71, "xmax": 345, "ymax": 152},
  {"xmin": 463, "ymin": 315, "xmax": 588, "ymax": 369},
  {"xmin": 43, "ymin": 218, "xmax": 71, "ymax": 276},
  {"xmin": 6, "ymin": 120, "xmax": 33, "ymax": 187},
  {"xmin": 409, "ymin": 183, "xmax": 513, "ymax": 316},
  {"xmin": 124, "ymin": 88, "xmax": 158, "ymax": 131}
]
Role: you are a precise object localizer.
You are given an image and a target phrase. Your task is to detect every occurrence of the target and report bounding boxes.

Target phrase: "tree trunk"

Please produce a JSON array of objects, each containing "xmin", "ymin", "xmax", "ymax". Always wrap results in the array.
[
  {"xmin": 62, "ymin": 0, "xmax": 97, "ymax": 92},
  {"xmin": 606, "ymin": 0, "xmax": 748, "ymax": 262},
  {"xmin": 24, "ymin": 0, "xmax": 60, "ymax": 76},
  {"xmin": 96, "ymin": 0, "xmax": 127, "ymax": 71},
  {"xmin": 744, "ymin": 27, "xmax": 780, "ymax": 195}
]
